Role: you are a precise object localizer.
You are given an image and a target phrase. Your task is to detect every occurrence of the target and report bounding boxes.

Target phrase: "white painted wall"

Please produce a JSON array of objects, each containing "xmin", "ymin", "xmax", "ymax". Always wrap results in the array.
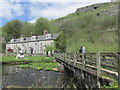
[{"xmin": 6, "ymin": 40, "xmax": 54, "ymax": 54}]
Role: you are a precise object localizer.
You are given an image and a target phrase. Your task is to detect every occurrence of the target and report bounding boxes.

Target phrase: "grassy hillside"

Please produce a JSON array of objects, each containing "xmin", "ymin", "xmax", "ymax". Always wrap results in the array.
[{"xmin": 50, "ymin": 2, "xmax": 118, "ymax": 53}]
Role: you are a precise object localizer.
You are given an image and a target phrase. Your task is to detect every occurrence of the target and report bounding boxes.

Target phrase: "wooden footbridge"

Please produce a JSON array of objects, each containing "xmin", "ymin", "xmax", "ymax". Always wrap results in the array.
[{"xmin": 54, "ymin": 52, "xmax": 120, "ymax": 88}]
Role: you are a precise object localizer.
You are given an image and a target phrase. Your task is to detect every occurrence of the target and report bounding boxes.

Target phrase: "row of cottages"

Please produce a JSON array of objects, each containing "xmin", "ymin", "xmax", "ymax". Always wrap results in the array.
[{"xmin": 6, "ymin": 31, "xmax": 59, "ymax": 54}]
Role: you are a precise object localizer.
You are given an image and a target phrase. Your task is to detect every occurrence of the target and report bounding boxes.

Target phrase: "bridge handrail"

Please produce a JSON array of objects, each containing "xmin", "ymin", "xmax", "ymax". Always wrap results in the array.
[{"xmin": 54, "ymin": 52, "xmax": 120, "ymax": 85}]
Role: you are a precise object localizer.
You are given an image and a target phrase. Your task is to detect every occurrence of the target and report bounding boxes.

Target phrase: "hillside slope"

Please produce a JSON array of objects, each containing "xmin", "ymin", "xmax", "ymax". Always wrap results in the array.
[{"xmin": 50, "ymin": 2, "xmax": 118, "ymax": 53}]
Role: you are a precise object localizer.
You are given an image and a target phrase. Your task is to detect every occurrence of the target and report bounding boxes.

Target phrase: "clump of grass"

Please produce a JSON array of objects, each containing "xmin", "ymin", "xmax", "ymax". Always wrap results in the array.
[
  {"xmin": 16, "ymin": 62, "xmax": 59, "ymax": 71},
  {"xmin": 100, "ymin": 81, "xmax": 120, "ymax": 89}
]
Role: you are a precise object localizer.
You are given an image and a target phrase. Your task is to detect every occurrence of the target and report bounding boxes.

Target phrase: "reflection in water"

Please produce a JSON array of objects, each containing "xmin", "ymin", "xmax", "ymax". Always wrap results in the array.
[{"xmin": 2, "ymin": 65, "xmax": 74, "ymax": 88}]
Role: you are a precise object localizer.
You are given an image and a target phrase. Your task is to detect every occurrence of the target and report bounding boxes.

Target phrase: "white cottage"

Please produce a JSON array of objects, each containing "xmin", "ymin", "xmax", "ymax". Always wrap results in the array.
[{"xmin": 6, "ymin": 31, "xmax": 59, "ymax": 54}]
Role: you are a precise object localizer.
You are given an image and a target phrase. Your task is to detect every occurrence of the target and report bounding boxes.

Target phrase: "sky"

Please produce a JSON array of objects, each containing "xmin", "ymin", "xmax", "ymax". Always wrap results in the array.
[{"xmin": 0, "ymin": 0, "xmax": 111, "ymax": 27}]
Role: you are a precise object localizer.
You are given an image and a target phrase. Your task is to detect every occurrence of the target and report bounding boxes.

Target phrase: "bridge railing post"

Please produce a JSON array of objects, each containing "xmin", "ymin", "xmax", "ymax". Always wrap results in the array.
[
  {"xmin": 62, "ymin": 53, "xmax": 63, "ymax": 60},
  {"xmin": 96, "ymin": 52, "xmax": 101, "ymax": 87},
  {"xmin": 82, "ymin": 53, "xmax": 85, "ymax": 70},
  {"xmin": 60, "ymin": 53, "xmax": 61, "ymax": 59},
  {"xmin": 74, "ymin": 53, "xmax": 77, "ymax": 66},
  {"xmin": 69, "ymin": 53, "xmax": 71, "ymax": 64},
  {"xmin": 58, "ymin": 53, "xmax": 60, "ymax": 59},
  {"xmin": 118, "ymin": 54, "xmax": 120, "ymax": 86},
  {"xmin": 63, "ymin": 53, "xmax": 66, "ymax": 62}
]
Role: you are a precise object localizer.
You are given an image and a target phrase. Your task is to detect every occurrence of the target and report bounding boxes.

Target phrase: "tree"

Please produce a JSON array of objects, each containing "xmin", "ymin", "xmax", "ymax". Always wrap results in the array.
[
  {"xmin": 54, "ymin": 31, "xmax": 66, "ymax": 53},
  {"xmin": 35, "ymin": 17, "xmax": 50, "ymax": 35},
  {"xmin": 1, "ymin": 31, "xmax": 7, "ymax": 53},
  {"xmin": 20, "ymin": 22, "xmax": 36, "ymax": 37},
  {"xmin": 46, "ymin": 45, "xmax": 56, "ymax": 56},
  {"xmin": 3, "ymin": 20, "xmax": 23, "ymax": 42}
]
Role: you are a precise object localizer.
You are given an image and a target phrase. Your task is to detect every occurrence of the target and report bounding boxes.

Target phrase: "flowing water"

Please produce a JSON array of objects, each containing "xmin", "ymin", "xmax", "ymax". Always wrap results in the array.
[{"xmin": 2, "ymin": 65, "xmax": 75, "ymax": 88}]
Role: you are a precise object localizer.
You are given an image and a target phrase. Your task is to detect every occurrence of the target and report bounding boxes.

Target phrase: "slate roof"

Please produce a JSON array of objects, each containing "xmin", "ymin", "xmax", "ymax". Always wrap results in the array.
[{"xmin": 7, "ymin": 33, "xmax": 59, "ymax": 44}]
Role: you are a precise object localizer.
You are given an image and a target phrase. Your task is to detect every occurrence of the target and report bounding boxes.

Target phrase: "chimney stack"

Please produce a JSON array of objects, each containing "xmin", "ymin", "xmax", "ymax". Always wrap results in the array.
[
  {"xmin": 43, "ymin": 30, "xmax": 48, "ymax": 35},
  {"xmin": 30, "ymin": 32, "xmax": 33, "ymax": 37},
  {"xmin": 20, "ymin": 35, "xmax": 23, "ymax": 38}
]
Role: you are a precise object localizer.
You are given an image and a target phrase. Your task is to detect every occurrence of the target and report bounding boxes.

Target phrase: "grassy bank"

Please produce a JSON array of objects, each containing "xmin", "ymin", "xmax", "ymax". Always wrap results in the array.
[
  {"xmin": 2, "ymin": 56, "xmax": 60, "ymax": 71},
  {"xmin": 1, "ymin": 56, "xmax": 55, "ymax": 62}
]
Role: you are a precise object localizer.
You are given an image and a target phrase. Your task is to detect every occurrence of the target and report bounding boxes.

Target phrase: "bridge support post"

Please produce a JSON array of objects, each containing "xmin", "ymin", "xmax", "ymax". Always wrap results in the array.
[{"xmin": 96, "ymin": 52, "xmax": 101, "ymax": 87}]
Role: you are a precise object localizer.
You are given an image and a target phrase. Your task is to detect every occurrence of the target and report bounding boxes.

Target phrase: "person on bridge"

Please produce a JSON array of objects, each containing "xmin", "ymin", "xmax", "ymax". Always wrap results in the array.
[
  {"xmin": 79, "ymin": 46, "xmax": 83, "ymax": 53},
  {"xmin": 82, "ymin": 46, "xmax": 86, "ymax": 53},
  {"xmin": 79, "ymin": 46, "xmax": 86, "ymax": 58},
  {"xmin": 79, "ymin": 46, "xmax": 86, "ymax": 53}
]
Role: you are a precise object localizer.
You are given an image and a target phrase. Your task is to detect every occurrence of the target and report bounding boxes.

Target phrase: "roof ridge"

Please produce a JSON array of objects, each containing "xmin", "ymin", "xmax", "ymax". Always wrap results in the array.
[{"xmin": 7, "ymin": 33, "xmax": 59, "ymax": 44}]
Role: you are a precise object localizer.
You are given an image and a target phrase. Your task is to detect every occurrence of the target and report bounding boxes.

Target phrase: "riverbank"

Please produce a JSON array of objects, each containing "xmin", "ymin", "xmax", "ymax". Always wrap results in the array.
[{"xmin": 1, "ymin": 56, "xmax": 62, "ymax": 71}]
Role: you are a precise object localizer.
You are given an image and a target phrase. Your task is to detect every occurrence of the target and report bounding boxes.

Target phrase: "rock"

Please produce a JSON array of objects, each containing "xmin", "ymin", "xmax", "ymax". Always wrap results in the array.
[
  {"xmin": 52, "ymin": 60, "xmax": 56, "ymax": 62},
  {"xmin": 52, "ymin": 68, "xmax": 59, "ymax": 71}
]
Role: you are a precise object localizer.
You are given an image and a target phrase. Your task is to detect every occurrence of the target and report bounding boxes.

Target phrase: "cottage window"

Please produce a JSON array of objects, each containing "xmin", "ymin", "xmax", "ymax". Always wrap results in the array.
[
  {"xmin": 21, "ymin": 38, "xmax": 24, "ymax": 41},
  {"xmin": 40, "ymin": 48, "xmax": 43, "ymax": 53},
  {"xmin": 31, "ymin": 36, "xmax": 37, "ymax": 40},
  {"xmin": 11, "ymin": 39, "xmax": 15, "ymax": 42},
  {"xmin": 51, "ymin": 42, "xmax": 53, "ymax": 45},
  {"xmin": 44, "ymin": 50, "xmax": 45, "ymax": 53},
  {"xmin": 45, "ymin": 34, "xmax": 51, "ymax": 39},
  {"xmin": 45, "ymin": 44, "xmax": 46, "ymax": 47}
]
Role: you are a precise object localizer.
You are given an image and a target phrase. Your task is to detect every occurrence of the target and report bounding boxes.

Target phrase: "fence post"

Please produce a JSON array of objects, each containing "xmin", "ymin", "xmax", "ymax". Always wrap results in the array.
[
  {"xmin": 63, "ymin": 52, "xmax": 65, "ymax": 61},
  {"xmin": 62, "ymin": 53, "xmax": 63, "ymax": 59},
  {"xmin": 64, "ymin": 53, "xmax": 66, "ymax": 62},
  {"xmin": 118, "ymin": 54, "xmax": 120, "ymax": 86},
  {"xmin": 74, "ymin": 53, "xmax": 77, "ymax": 66},
  {"xmin": 96, "ymin": 52, "xmax": 101, "ymax": 87},
  {"xmin": 82, "ymin": 53, "xmax": 85, "ymax": 70},
  {"xmin": 69, "ymin": 53, "xmax": 71, "ymax": 64},
  {"xmin": 60, "ymin": 53, "xmax": 61, "ymax": 59}
]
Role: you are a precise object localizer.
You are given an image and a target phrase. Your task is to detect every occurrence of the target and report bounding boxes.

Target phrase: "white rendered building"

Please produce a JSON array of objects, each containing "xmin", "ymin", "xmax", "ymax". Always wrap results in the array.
[{"xmin": 6, "ymin": 32, "xmax": 59, "ymax": 54}]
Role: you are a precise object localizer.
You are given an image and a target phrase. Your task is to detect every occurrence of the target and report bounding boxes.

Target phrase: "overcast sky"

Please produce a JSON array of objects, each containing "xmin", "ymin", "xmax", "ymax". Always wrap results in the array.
[{"xmin": 0, "ymin": 0, "xmax": 111, "ymax": 27}]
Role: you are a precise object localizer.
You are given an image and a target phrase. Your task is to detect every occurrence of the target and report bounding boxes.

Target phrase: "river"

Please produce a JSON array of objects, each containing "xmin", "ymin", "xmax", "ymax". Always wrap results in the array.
[{"xmin": 2, "ymin": 65, "xmax": 76, "ymax": 88}]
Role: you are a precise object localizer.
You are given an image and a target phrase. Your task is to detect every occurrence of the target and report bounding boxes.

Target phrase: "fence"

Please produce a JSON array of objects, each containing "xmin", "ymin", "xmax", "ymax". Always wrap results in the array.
[{"xmin": 54, "ymin": 52, "xmax": 120, "ymax": 86}]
